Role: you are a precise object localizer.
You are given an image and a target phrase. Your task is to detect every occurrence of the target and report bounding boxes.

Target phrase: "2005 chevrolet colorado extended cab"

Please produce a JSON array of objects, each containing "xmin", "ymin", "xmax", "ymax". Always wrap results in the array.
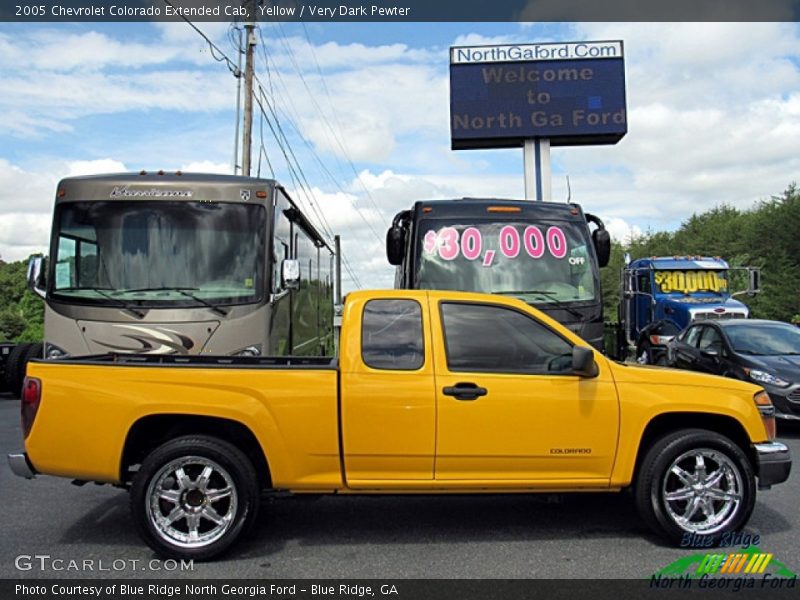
[{"xmin": 8, "ymin": 290, "xmax": 792, "ymax": 559}]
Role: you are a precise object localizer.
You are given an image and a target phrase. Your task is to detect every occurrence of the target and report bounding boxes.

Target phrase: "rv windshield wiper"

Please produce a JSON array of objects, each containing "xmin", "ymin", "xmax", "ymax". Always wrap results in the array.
[
  {"xmin": 56, "ymin": 286, "xmax": 145, "ymax": 319},
  {"xmin": 115, "ymin": 287, "xmax": 229, "ymax": 316},
  {"xmin": 495, "ymin": 290, "xmax": 583, "ymax": 319}
]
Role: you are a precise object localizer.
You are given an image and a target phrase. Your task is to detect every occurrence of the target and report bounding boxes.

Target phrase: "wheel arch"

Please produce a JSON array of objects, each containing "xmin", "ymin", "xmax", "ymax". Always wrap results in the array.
[
  {"xmin": 121, "ymin": 414, "xmax": 271, "ymax": 489},
  {"xmin": 631, "ymin": 412, "xmax": 755, "ymax": 484}
]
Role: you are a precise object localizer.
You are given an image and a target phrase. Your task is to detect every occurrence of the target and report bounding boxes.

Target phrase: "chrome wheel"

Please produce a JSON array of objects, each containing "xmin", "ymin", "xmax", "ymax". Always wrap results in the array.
[
  {"xmin": 661, "ymin": 448, "xmax": 743, "ymax": 535},
  {"xmin": 146, "ymin": 455, "xmax": 238, "ymax": 549}
]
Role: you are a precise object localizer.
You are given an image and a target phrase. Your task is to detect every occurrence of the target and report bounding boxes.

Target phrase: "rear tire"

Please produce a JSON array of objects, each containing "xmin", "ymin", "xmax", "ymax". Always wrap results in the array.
[
  {"xmin": 130, "ymin": 435, "xmax": 260, "ymax": 560},
  {"xmin": 634, "ymin": 429, "xmax": 755, "ymax": 546}
]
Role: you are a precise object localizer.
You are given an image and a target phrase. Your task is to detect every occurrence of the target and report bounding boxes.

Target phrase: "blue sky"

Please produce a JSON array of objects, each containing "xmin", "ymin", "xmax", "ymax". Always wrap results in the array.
[{"xmin": 1, "ymin": 21, "xmax": 799, "ymax": 290}]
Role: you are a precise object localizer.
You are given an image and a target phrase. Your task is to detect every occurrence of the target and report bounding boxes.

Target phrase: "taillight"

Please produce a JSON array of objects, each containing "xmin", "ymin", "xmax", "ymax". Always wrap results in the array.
[
  {"xmin": 649, "ymin": 334, "xmax": 674, "ymax": 346},
  {"xmin": 754, "ymin": 391, "xmax": 776, "ymax": 440},
  {"xmin": 20, "ymin": 377, "xmax": 41, "ymax": 438}
]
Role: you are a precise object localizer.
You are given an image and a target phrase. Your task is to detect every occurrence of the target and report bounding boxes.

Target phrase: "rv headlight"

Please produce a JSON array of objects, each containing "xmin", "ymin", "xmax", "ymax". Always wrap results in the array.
[
  {"xmin": 232, "ymin": 345, "xmax": 262, "ymax": 357},
  {"xmin": 45, "ymin": 343, "xmax": 69, "ymax": 360},
  {"xmin": 745, "ymin": 368, "xmax": 790, "ymax": 388}
]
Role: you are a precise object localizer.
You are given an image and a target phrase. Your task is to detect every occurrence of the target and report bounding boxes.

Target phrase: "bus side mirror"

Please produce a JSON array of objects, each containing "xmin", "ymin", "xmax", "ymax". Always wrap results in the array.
[
  {"xmin": 386, "ymin": 226, "xmax": 405, "ymax": 266},
  {"xmin": 27, "ymin": 255, "xmax": 46, "ymax": 299},
  {"xmin": 593, "ymin": 229, "xmax": 611, "ymax": 268},
  {"xmin": 281, "ymin": 259, "xmax": 300, "ymax": 290},
  {"xmin": 748, "ymin": 268, "xmax": 761, "ymax": 296}
]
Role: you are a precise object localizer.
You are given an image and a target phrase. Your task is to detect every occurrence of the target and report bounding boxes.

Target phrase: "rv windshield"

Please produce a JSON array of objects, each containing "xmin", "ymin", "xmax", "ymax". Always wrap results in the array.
[
  {"xmin": 50, "ymin": 201, "xmax": 266, "ymax": 307},
  {"xmin": 414, "ymin": 219, "xmax": 598, "ymax": 304}
]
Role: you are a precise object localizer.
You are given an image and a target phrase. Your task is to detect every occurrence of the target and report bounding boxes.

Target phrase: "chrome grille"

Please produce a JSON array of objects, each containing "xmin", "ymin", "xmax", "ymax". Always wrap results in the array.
[{"xmin": 692, "ymin": 312, "xmax": 746, "ymax": 321}]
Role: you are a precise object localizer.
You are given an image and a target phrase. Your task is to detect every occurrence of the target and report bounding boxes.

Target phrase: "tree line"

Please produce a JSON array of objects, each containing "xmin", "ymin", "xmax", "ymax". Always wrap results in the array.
[
  {"xmin": 599, "ymin": 184, "xmax": 800, "ymax": 324},
  {"xmin": 1, "ymin": 183, "xmax": 798, "ymax": 342}
]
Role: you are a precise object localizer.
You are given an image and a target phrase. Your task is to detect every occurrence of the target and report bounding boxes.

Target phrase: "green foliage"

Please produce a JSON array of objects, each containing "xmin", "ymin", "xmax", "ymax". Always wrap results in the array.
[
  {"xmin": 0, "ymin": 257, "xmax": 43, "ymax": 342},
  {"xmin": 603, "ymin": 184, "xmax": 800, "ymax": 323},
  {"xmin": 600, "ymin": 240, "xmax": 626, "ymax": 322}
]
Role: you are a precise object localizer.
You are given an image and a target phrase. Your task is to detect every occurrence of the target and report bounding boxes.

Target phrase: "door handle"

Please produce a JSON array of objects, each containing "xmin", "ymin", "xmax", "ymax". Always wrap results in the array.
[{"xmin": 442, "ymin": 382, "xmax": 488, "ymax": 401}]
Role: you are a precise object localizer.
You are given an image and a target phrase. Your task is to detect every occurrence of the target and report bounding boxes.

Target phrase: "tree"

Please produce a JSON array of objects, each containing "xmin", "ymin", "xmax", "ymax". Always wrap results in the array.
[{"xmin": 0, "ymin": 257, "xmax": 44, "ymax": 342}]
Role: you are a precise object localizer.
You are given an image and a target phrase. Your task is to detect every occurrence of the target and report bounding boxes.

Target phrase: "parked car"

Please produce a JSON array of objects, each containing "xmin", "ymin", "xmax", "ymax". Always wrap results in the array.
[{"xmin": 667, "ymin": 319, "xmax": 800, "ymax": 421}]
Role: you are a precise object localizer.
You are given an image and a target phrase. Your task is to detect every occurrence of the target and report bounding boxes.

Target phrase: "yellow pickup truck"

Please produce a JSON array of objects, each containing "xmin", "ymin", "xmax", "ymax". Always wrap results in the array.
[{"xmin": 8, "ymin": 290, "xmax": 791, "ymax": 560}]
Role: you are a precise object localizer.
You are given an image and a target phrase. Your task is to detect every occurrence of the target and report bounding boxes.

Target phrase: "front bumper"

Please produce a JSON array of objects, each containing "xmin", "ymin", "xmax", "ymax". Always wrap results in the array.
[
  {"xmin": 7, "ymin": 452, "xmax": 36, "ymax": 479},
  {"xmin": 754, "ymin": 442, "xmax": 791, "ymax": 489}
]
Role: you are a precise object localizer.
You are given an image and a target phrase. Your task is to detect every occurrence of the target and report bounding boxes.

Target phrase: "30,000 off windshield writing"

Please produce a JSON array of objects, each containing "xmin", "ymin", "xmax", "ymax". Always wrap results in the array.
[
  {"xmin": 415, "ymin": 222, "xmax": 597, "ymax": 303},
  {"xmin": 423, "ymin": 225, "xmax": 574, "ymax": 266},
  {"xmin": 654, "ymin": 270, "xmax": 728, "ymax": 294}
]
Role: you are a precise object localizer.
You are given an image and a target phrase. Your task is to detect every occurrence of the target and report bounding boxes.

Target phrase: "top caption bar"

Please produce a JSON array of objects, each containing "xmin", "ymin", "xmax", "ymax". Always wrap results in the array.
[{"xmin": 2, "ymin": 0, "xmax": 800, "ymax": 22}]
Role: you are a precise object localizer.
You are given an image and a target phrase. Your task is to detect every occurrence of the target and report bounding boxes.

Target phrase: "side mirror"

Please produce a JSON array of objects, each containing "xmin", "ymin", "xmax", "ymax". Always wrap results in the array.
[
  {"xmin": 748, "ymin": 268, "xmax": 761, "ymax": 297},
  {"xmin": 386, "ymin": 226, "xmax": 405, "ymax": 266},
  {"xmin": 572, "ymin": 345, "xmax": 599, "ymax": 378},
  {"xmin": 281, "ymin": 259, "xmax": 300, "ymax": 290},
  {"xmin": 700, "ymin": 348, "xmax": 720, "ymax": 360},
  {"xmin": 592, "ymin": 228, "xmax": 611, "ymax": 268},
  {"xmin": 27, "ymin": 255, "xmax": 46, "ymax": 299},
  {"xmin": 585, "ymin": 213, "xmax": 611, "ymax": 268}
]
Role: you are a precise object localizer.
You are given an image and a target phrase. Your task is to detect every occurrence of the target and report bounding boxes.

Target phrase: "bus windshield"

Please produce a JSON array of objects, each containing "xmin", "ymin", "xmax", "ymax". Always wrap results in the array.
[
  {"xmin": 50, "ymin": 201, "xmax": 266, "ymax": 307},
  {"xmin": 414, "ymin": 219, "xmax": 598, "ymax": 304}
]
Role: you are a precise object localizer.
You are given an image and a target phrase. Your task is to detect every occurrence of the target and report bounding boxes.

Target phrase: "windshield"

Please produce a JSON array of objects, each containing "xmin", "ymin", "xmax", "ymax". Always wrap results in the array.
[
  {"xmin": 414, "ymin": 219, "xmax": 599, "ymax": 304},
  {"xmin": 654, "ymin": 270, "xmax": 728, "ymax": 294},
  {"xmin": 50, "ymin": 201, "xmax": 266, "ymax": 307},
  {"xmin": 726, "ymin": 323, "xmax": 800, "ymax": 356}
]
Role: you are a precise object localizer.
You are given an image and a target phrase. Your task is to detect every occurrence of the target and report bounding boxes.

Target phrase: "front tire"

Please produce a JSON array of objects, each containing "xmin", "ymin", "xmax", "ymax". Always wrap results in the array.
[
  {"xmin": 634, "ymin": 429, "xmax": 755, "ymax": 546},
  {"xmin": 130, "ymin": 435, "xmax": 260, "ymax": 560}
]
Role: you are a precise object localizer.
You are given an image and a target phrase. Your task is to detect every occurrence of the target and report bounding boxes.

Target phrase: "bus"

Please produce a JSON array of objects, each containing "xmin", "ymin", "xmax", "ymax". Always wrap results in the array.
[
  {"xmin": 386, "ymin": 198, "xmax": 610, "ymax": 350},
  {"xmin": 24, "ymin": 172, "xmax": 336, "ymax": 371}
]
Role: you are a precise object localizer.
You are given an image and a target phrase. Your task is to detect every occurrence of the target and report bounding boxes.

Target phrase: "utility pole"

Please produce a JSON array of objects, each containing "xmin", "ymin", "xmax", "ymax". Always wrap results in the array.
[
  {"xmin": 232, "ymin": 26, "xmax": 243, "ymax": 175},
  {"xmin": 241, "ymin": 0, "xmax": 257, "ymax": 177}
]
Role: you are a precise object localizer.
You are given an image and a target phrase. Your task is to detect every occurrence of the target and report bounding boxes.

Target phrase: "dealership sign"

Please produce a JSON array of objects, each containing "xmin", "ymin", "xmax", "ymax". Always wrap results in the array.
[{"xmin": 450, "ymin": 41, "xmax": 627, "ymax": 149}]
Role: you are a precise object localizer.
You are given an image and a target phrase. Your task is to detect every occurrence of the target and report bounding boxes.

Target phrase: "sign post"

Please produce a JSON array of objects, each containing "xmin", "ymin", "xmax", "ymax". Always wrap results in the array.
[
  {"xmin": 523, "ymin": 138, "xmax": 551, "ymax": 201},
  {"xmin": 449, "ymin": 41, "xmax": 627, "ymax": 201}
]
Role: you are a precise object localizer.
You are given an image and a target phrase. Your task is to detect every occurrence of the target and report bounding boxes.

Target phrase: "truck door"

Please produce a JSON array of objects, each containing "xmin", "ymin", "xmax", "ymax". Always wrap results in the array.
[
  {"xmin": 340, "ymin": 297, "xmax": 436, "ymax": 485},
  {"xmin": 430, "ymin": 299, "xmax": 619, "ymax": 485}
]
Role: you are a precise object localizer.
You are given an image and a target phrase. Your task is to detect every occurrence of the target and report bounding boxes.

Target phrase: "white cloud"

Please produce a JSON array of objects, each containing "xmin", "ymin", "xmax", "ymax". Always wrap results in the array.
[
  {"xmin": 603, "ymin": 216, "xmax": 642, "ymax": 244},
  {"xmin": 180, "ymin": 160, "xmax": 231, "ymax": 174},
  {"xmin": 66, "ymin": 159, "xmax": 127, "ymax": 177}
]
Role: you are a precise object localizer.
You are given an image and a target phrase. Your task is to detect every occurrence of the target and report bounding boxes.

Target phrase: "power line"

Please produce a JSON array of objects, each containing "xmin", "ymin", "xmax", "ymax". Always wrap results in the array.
[
  {"xmin": 254, "ymin": 27, "xmax": 384, "ymax": 245},
  {"xmin": 168, "ymin": 9, "xmax": 364, "ymax": 288},
  {"xmin": 276, "ymin": 23, "xmax": 387, "ymax": 230},
  {"xmin": 162, "ymin": 0, "xmax": 240, "ymax": 77}
]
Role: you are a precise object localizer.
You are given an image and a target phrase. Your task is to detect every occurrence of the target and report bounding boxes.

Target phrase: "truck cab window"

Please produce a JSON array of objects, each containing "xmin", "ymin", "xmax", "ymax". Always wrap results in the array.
[
  {"xmin": 361, "ymin": 299, "xmax": 424, "ymax": 370},
  {"xmin": 440, "ymin": 302, "xmax": 573, "ymax": 374}
]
